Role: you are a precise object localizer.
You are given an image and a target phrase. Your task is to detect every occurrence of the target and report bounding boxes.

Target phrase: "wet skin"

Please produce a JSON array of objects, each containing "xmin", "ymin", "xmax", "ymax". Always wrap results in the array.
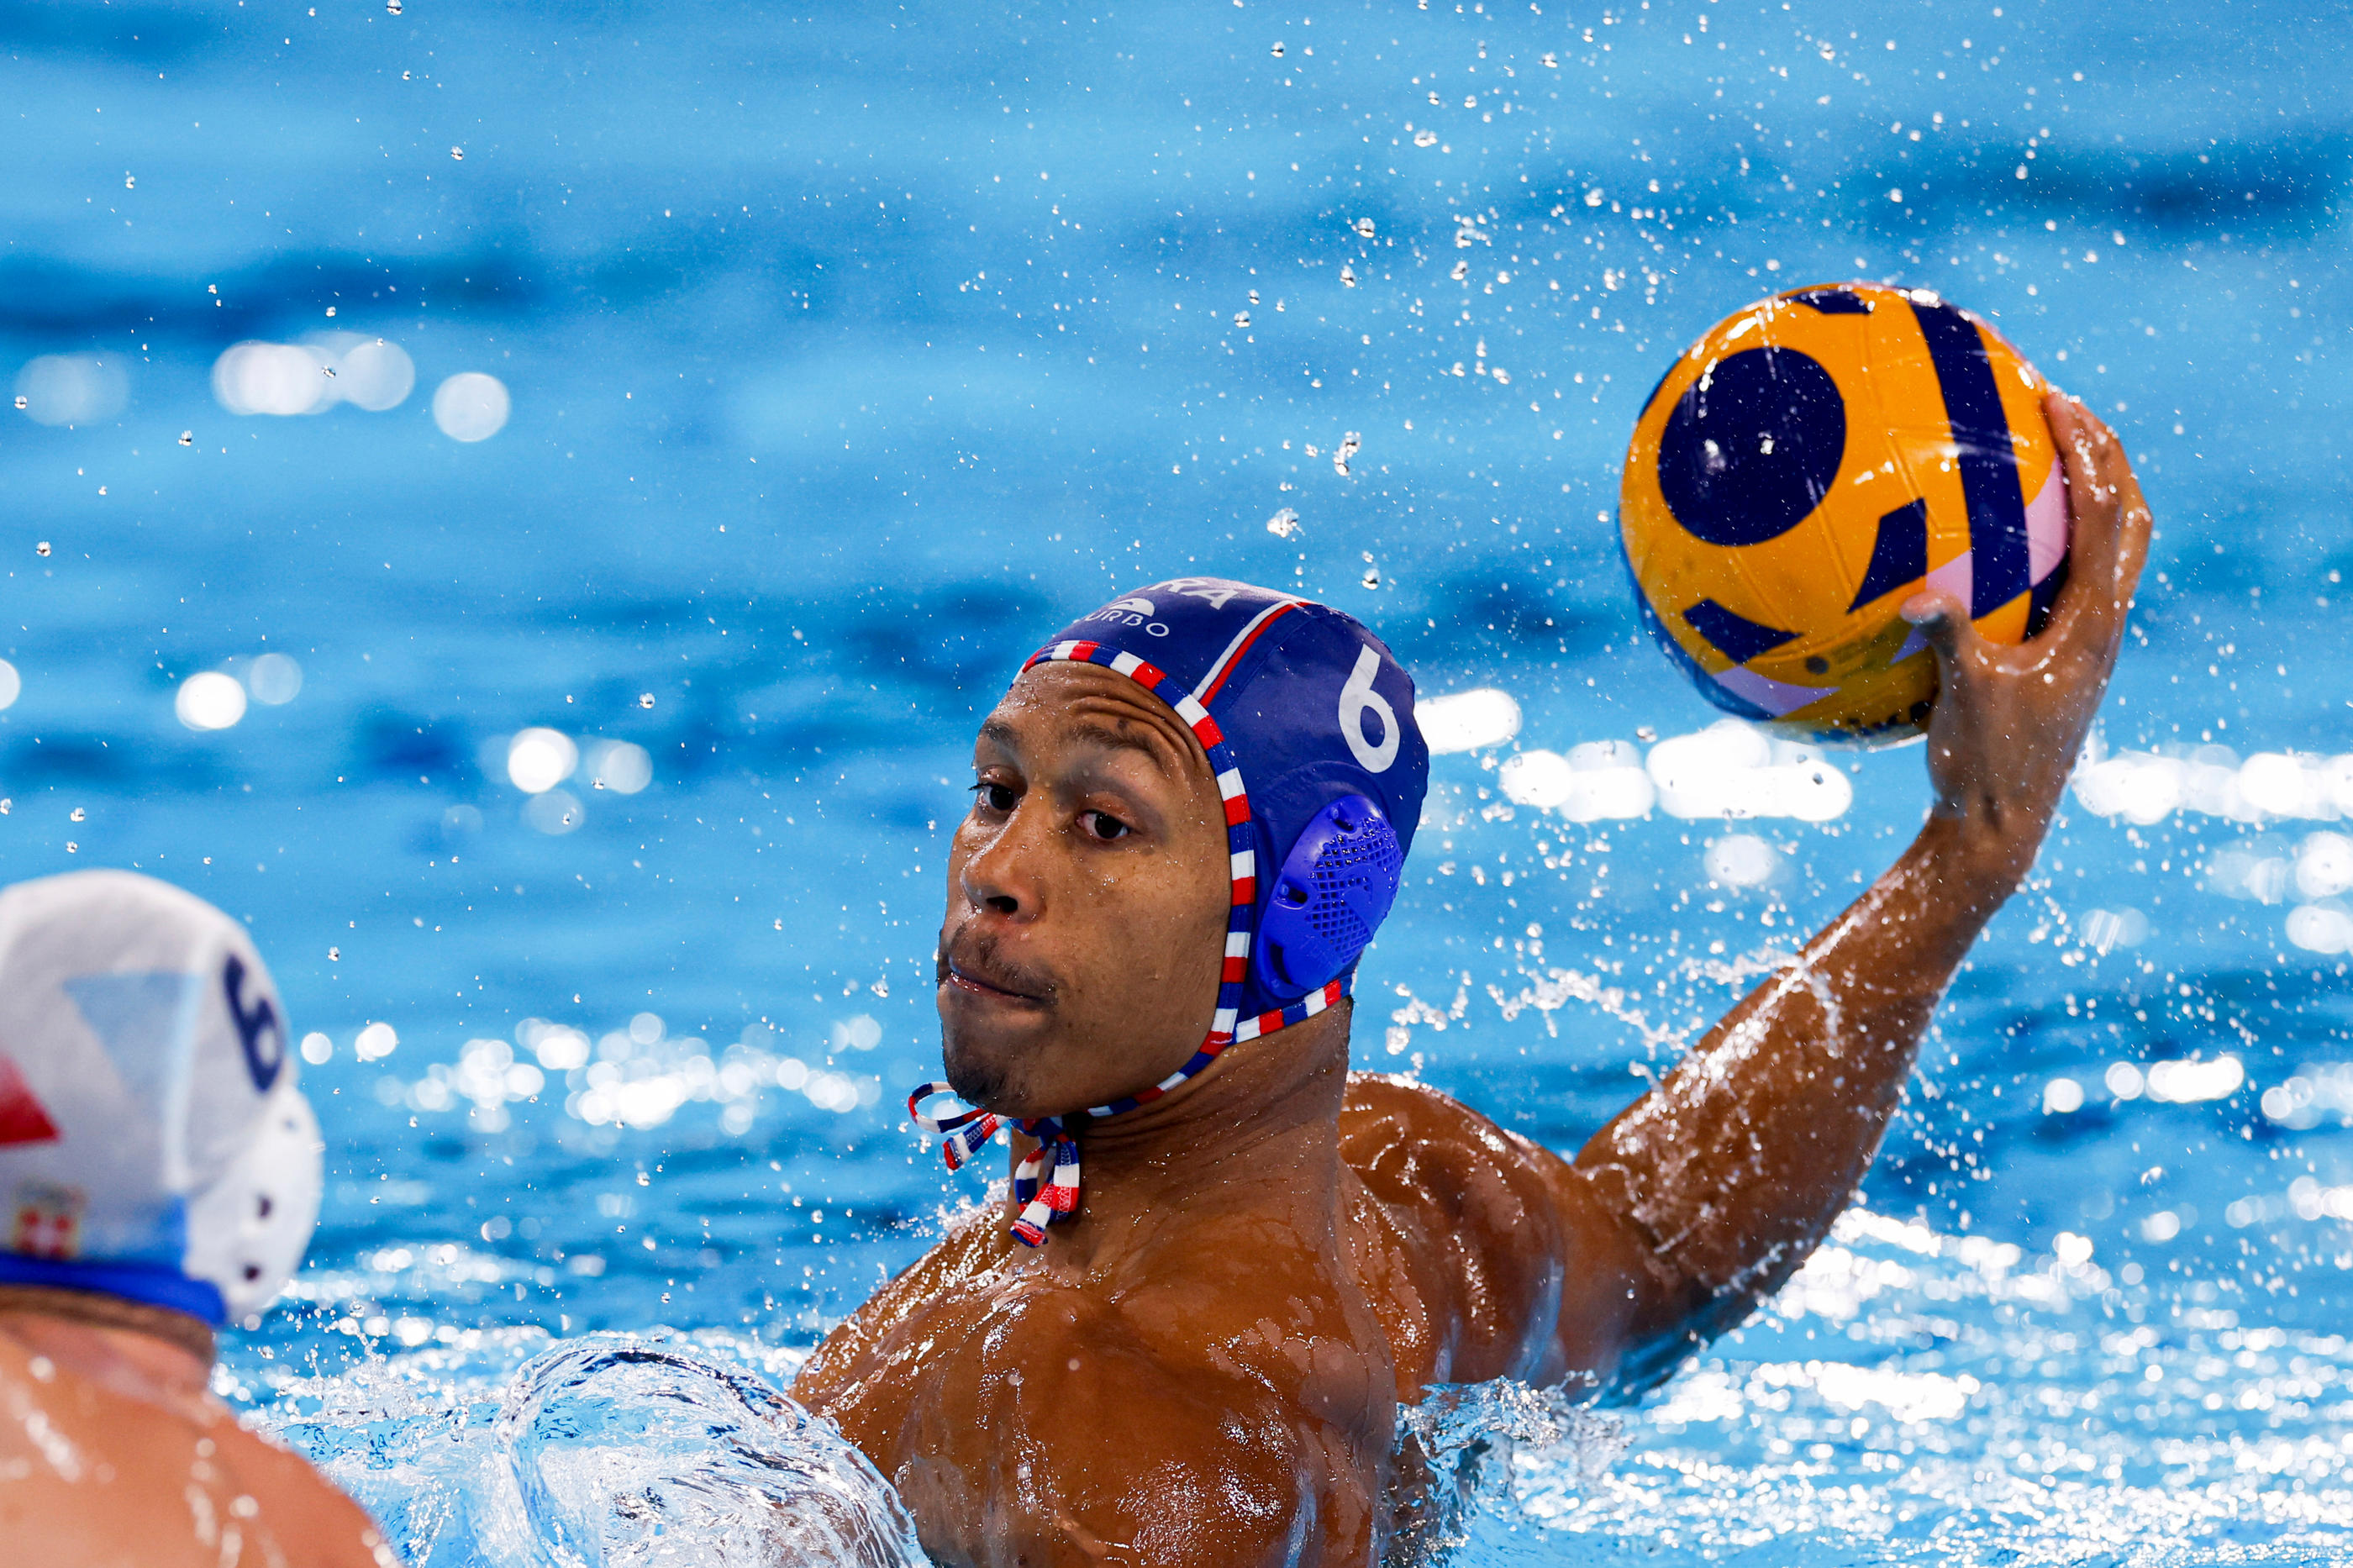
[
  {"xmin": 0, "ymin": 1291, "xmax": 389, "ymax": 1566},
  {"xmin": 794, "ymin": 394, "xmax": 2153, "ymax": 1568}
]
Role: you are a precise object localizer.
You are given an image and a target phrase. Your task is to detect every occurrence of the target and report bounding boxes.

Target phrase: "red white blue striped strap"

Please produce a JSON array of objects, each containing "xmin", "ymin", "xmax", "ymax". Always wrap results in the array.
[
  {"xmin": 904, "ymin": 635, "xmax": 1346, "ymax": 1246},
  {"xmin": 908, "ymin": 1087, "xmax": 1082, "ymax": 1248}
]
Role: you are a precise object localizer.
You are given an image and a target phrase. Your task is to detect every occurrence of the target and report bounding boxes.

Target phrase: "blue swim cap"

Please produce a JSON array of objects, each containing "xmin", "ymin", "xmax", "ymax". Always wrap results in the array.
[
  {"xmin": 1029, "ymin": 577, "xmax": 1429, "ymax": 1030},
  {"xmin": 912, "ymin": 577, "xmax": 1429, "ymax": 1244}
]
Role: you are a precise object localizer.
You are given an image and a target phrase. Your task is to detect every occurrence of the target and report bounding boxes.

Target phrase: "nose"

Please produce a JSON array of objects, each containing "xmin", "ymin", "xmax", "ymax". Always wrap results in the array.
[{"xmin": 957, "ymin": 804, "xmax": 1043, "ymax": 921}]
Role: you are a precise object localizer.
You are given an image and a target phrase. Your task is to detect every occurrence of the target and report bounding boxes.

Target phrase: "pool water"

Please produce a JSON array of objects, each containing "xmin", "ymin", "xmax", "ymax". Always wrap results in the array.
[{"xmin": 3, "ymin": 0, "xmax": 2349, "ymax": 1560}]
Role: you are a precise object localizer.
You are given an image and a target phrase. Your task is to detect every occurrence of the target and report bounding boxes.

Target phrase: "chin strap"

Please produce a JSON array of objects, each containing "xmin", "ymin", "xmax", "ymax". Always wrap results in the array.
[
  {"xmin": 907, "ymin": 975, "xmax": 1349, "ymax": 1247},
  {"xmin": 906, "ymin": 1092, "xmax": 1078, "ymax": 1247}
]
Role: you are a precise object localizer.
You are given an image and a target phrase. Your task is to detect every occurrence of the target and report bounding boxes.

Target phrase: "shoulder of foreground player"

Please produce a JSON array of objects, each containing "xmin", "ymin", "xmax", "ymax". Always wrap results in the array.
[
  {"xmin": 206, "ymin": 1415, "xmax": 394, "ymax": 1567},
  {"xmin": 0, "ymin": 1332, "xmax": 387, "ymax": 1568}
]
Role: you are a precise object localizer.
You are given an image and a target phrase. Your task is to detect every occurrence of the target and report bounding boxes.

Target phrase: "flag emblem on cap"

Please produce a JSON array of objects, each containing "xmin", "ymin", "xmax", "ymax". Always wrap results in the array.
[{"xmin": 9, "ymin": 1181, "xmax": 83, "ymax": 1259}]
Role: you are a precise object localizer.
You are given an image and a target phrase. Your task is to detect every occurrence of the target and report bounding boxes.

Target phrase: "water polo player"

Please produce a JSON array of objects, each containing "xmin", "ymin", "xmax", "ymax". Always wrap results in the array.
[
  {"xmin": 0, "ymin": 870, "xmax": 387, "ymax": 1565},
  {"xmin": 794, "ymin": 392, "xmax": 2150, "ymax": 1568}
]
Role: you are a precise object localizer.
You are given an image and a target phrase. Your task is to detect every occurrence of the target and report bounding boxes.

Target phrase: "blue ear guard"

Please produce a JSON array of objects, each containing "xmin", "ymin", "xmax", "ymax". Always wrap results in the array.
[{"xmin": 1253, "ymin": 795, "xmax": 1404, "ymax": 1002}]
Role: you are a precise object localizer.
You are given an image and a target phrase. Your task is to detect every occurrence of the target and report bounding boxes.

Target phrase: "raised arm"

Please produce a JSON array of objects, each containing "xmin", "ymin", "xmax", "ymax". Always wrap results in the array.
[{"xmin": 1556, "ymin": 392, "xmax": 2152, "ymax": 1392}]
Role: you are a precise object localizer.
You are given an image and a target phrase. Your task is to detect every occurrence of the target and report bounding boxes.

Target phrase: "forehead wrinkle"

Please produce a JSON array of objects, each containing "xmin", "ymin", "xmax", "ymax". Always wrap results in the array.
[
  {"xmin": 1055, "ymin": 688, "xmax": 1207, "ymax": 788},
  {"xmin": 1056, "ymin": 715, "xmax": 1184, "ymax": 781}
]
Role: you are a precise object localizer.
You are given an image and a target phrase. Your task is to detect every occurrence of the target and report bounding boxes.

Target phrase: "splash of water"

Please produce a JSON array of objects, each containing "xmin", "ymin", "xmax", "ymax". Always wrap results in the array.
[
  {"xmin": 266, "ymin": 1330, "xmax": 924, "ymax": 1568},
  {"xmin": 1388, "ymin": 1379, "xmax": 1628, "ymax": 1568}
]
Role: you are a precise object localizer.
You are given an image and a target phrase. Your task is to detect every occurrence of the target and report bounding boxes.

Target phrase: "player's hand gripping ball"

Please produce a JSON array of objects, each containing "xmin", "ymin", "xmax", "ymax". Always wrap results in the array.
[{"xmin": 1619, "ymin": 282, "xmax": 2070, "ymax": 744}]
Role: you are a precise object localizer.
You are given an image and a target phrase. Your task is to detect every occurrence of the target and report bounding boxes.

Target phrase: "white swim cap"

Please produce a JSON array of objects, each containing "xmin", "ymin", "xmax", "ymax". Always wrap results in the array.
[{"xmin": 0, "ymin": 870, "xmax": 323, "ymax": 1327}]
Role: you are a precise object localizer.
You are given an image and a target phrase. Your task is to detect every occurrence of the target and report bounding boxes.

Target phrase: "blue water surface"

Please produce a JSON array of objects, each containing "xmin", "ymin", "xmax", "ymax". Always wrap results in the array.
[{"xmin": 4, "ymin": 0, "xmax": 2350, "ymax": 1560}]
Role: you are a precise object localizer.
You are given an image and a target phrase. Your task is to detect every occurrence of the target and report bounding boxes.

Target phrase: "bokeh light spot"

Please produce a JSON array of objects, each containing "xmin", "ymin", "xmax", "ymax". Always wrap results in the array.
[
  {"xmin": 176, "ymin": 671, "xmax": 248, "ymax": 730},
  {"xmin": 247, "ymin": 652, "xmax": 303, "ymax": 704},
  {"xmin": 507, "ymin": 729, "xmax": 577, "ymax": 793},
  {"xmin": 13, "ymin": 354, "xmax": 128, "ymax": 426},
  {"xmin": 434, "ymin": 371, "xmax": 511, "ymax": 441}
]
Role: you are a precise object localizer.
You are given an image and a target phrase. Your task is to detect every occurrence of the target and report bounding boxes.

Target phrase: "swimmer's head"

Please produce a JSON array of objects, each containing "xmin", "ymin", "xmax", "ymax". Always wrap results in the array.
[
  {"xmin": 937, "ymin": 580, "xmax": 1425, "ymax": 1120},
  {"xmin": 0, "ymin": 871, "xmax": 322, "ymax": 1331}
]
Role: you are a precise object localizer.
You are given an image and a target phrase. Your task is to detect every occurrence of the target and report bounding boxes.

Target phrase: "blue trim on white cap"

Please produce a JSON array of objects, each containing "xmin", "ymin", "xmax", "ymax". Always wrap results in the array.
[{"xmin": 0, "ymin": 1253, "xmax": 229, "ymax": 1326}]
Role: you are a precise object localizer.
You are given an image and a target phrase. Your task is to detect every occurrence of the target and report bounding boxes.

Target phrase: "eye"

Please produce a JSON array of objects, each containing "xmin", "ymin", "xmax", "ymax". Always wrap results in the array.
[
  {"xmin": 1080, "ymin": 810, "xmax": 1132, "ymax": 841},
  {"xmin": 971, "ymin": 781, "xmax": 1018, "ymax": 814}
]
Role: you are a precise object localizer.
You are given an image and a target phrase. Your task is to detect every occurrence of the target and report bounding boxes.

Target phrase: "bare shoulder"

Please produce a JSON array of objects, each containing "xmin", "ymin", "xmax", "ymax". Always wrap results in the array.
[
  {"xmin": 0, "ymin": 1330, "xmax": 386, "ymax": 1568},
  {"xmin": 1340, "ymin": 1071, "xmax": 1565, "ymax": 1225},
  {"xmin": 1339, "ymin": 1071, "xmax": 1657, "ymax": 1391},
  {"xmin": 210, "ymin": 1413, "xmax": 392, "ymax": 1566},
  {"xmin": 794, "ymin": 1198, "xmax": 1011, "ymax": 1403}
]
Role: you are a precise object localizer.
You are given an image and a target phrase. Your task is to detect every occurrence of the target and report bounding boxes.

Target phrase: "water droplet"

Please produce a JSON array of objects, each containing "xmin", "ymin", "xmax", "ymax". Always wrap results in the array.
[
  {"xmin": 1270, "ymin": 40, "xmax": 1284, "ymax": 57},
  {"xmin": 1334, "ymin": 432, "xmax": 1361, "ymax": 477},
  {"xmin": 124, "ymin": 175, "xmax": 134, "ymax": 190},
  {"xmin": 1340, "ymin": 264, "xmax": 1356, "ymax": 287},
  {"xmin": 387, "ymin": 0, "xmax": 401, "ymax": 13},
  {"xmin": 65, "ymin": 842, "xmax": 76, "ymax": 854},
  {"xmin": 11, "ymin": 397, "xmax": 24, "ymax": 411},
  {"xmin": 34, "ymin": 542, "xmax": 50, "ymax": 557},
  {"xmin": 68, "ymin": 808, "xmax": 84, "ymax": 823},
  {"xmin": 1266, "ymin": 508, "xmax": 1301, "ymax": 539},
  {"xmin": 1352, "ymin": 217, "xmax": 1376, "ymax": 239},
  {"xmin": 1542, "ymin": 51, "xmax": 1560, "ymax": 66},
  {"xmin": 1247, "ymin": 289, "xmax": 1261, "ymax": 305},
  {"xmin": 1233, "ymin": 311, "xmax": 1250, "ymax": 328},
  {"xmin": 1414, "ymin": 129, "xmax": 1438, "ymax": 148},
  {"xmin": 1361, "ymin": 566, "xmax": 1381, "ymax": 590},
  {"xmin": 329, "ymin": 946, "xmax": 341, "ymax": 960},
  {"xmin": 178, "ymin": 430, "xmax": 193, "ymax": 445},
  {"xmin": 638, "ymin": 692, "xmax": 656, "ymax": 709},
  {"xmin": 450, "ymin": 145, "xmax": 465, "ymax": 161},
  {"xmin": 1450, "ymin": 259, "xmax": 1470, "ymax": 281}
]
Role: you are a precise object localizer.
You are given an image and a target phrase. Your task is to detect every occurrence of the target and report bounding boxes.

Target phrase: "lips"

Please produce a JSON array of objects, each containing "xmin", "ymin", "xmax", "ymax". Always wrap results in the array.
[
  {"xmin": 946, "ymin": 966, "xmax": 1038, "ymax": 1002},
  {"xmin": 938, "ymin": 939, "xmax": 1053, "ymax": 1007}
]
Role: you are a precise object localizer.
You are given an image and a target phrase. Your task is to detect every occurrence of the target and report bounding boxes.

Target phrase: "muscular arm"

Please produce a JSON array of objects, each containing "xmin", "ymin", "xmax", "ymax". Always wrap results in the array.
[{"xmin": 1552, "ymin": 393, "xmax": 2153, "ymax": 1390}]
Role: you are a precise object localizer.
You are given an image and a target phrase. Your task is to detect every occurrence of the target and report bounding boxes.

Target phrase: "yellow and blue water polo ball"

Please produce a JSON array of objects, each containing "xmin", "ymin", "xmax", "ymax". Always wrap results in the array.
[{"xmin": 1619, "ymin": 282, "xmax": 2069, "ymax": 745}]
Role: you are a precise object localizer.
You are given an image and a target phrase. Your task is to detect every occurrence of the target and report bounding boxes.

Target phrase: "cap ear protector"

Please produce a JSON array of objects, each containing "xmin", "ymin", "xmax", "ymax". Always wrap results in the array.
[
  {"xmin": 182, "ymin": 1081, "xmax": 324, "ymax": 1323},
  {"xmin": 1253, "ymin": 795, "xmax": 1404, "ymax": 1002}
]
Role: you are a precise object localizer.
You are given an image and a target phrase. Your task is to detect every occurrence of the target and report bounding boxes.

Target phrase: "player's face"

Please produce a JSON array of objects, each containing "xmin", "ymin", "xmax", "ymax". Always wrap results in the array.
[{"xmin": 937, "ymin": 661, "xmax": 1230, "ymax": 1118}]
